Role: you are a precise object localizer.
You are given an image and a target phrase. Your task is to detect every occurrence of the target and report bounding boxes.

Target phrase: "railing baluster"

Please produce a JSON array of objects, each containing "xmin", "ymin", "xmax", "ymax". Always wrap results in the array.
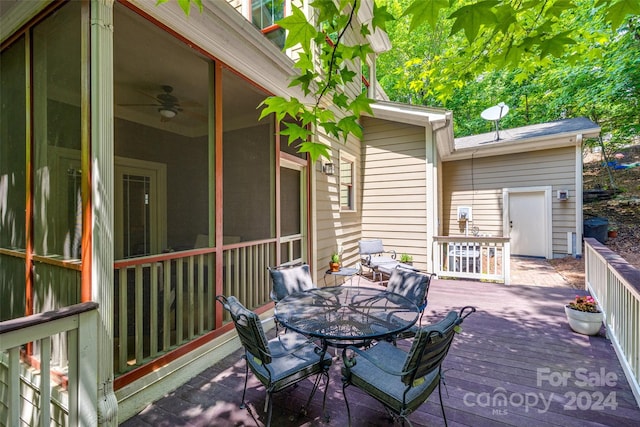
[
  {"xmin": 177, "ymin": 258, "xmax": 184, "ymax": 344},
  {"xmin": 119, "ymin": 268, "xmax": 128, "ymax": 372},
  {"xmin": 40, "ymin": 336, "xmax": 51, "ymax": 426},
  {"xmin": 150, "ymin": 263, "xmax": 159, "ymax": 357},
  {"xmin": 135, "ymin": 265, "xmax": 144, "ymax": 365},
  {"xmin": 163, "ymin": 259, "xmax": 171, "ymax": 351},
  {"xmin": 198, "ymin": 253, "xmax": 204, "ymax": 334},
  {"xmin": 188, "ymin": 255, "xmax": 195, "ymax": 340}
]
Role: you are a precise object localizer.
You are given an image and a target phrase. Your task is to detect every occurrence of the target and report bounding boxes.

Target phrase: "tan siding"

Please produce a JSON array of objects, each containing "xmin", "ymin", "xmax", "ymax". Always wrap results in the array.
[
  {"xmin": 442, "ymin": 147, "xmax": 577, "ymax": 256},
  {"xmin": 359, "ymin": 117, "xmax": 429, "ymax": 268}
]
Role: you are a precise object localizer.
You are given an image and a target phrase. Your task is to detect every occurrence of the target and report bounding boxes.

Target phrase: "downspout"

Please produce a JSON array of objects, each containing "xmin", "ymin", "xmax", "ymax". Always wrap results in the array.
[{"xmin": 575, "ymin": 134, "xmax": 584, "ymax": 257}]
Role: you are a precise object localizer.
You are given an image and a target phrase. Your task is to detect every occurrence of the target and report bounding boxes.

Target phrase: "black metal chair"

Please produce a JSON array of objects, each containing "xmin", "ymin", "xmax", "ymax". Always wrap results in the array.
[
  {"xmin": 216, "ymin": 295, "xmax": 332, "ymax": 427},
  {"xmin": 267, "ymin": 262, "xmax": 315, "ymax": 302},
  {"xmin": 386, "ymin": 267, "xmax": 436, "ymax": 340},
  {"xmin": 267, "ymin": 262, "xmax": 315, "ymax": 334},
  {"xmin": 342, "ymin": 306, "xmax": 476, "ymax": 427}
]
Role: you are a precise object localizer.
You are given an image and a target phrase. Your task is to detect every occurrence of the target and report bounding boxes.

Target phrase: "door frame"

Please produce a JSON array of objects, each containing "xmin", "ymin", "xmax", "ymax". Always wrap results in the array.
[
  {"xmin": 279, "ymin": 156, "xmax": 308, "ymax": 263},
  {"xmin": 114, "ymin": 156, "xmax": 167, "ymax": 259},
  {"xmin": 502, "ymin": 186, "xmax": 552, "ymax": 259}
]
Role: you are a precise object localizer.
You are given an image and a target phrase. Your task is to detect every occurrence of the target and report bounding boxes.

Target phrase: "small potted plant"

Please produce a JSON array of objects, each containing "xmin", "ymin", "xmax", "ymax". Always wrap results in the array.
[
  {"xmin": 564, "ymin": 295, "xmax": 603, "ymax": 335},
  {"xmin": 329, "ymin": 252, "xmax": 341, "ymax": 272},
  {"xmin": 399, "ymin": 253, "xmax": 413, "ymax": 265},
  {"xmin": 608, "ymin": 226, "xmax": 618, "ymax": 239}
]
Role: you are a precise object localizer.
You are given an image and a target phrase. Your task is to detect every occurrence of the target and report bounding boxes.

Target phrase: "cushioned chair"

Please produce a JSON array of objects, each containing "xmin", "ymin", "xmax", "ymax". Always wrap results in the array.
[
  {"xmin": 268, "ymin": 263, "xmax": 315, "ymax": 302},
  {"xmin": 386, "ymin": 267, "xmax": 437, "ymax": 338},
  {"xmin": 268, "ymin": 263, "xmax": 315, "ymax": 334},
  {"xmin": 342, "ymin": 306, "xmax": 476, "ymax": 427},
  {"xmin": 216, "ymin": 295, "xmax": 332, "ymax": 427},
  {"xmin": 358, "ymin": 239, "xmax": 397, "ymax": 282}
]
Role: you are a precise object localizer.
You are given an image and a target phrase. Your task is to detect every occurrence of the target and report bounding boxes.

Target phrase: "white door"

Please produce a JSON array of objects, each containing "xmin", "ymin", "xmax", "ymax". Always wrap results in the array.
[{"xmin": 508, "ymin": 191, "xmax": 547, "ymax": 257}]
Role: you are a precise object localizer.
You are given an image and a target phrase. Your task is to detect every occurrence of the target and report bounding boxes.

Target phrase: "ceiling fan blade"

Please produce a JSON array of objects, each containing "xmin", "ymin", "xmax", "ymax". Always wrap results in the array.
[{"xmin": 118, "ymin": 103, "xmax": 161, "ymax": 107}]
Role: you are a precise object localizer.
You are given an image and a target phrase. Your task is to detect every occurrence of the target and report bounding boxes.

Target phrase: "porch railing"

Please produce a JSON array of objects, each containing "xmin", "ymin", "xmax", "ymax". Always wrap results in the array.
[
  {"xmin": 433, "ymin": 236, "xmax": 511, "ymax": 284},
  {"xmin": 113, "ymin": 239, "xmax": 278, "ymax": 376},
  {"xmin": 0, "ymin": 302, "xmax": 99, "ymax": 426},
  {"xmin": 584, "ymin": 237, "xmax": 640, "ymax": 406}
]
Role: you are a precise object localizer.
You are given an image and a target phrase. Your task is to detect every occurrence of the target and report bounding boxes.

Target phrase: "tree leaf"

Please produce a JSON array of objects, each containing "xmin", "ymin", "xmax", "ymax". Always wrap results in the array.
[
  {"xmin": 372, "ymin": 3, "xmax": 396, "ymax": 32},
  {"xmin": 540, "ymin": 32, "xmax": 577, "ymax": 58},
  {"xmin": 337, "ymin": 115, "xmax": 363, "ymax": 140},
  {"xmin": 278, "ymin": 6, "xmax": 317, "ymax": 53},
  {"xmin": 348, "ymin": 92, "xmax": 374, "ymax": 118},
  {"xmin": 298, "ymin": 141, "xmax": 331, "ymax": 162},
  {"xmin": 605, "ymin": 0, "xmax": 640, "ymax": 30},
  {"xmin": 402, "ymin": 0, "xmax": 449, "ymax": 31},
  {"xmin": 280, "ymin": 122, "xmax": 313, "ymax": 144},
  {"xmin": 449, "ymin": 1, "xmax": 499, "ymax": 44}
]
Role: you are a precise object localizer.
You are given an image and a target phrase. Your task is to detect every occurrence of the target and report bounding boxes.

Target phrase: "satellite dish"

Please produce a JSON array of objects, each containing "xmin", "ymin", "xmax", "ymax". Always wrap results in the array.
[{"xmin": 481, "ymin": 102, "xmax": 509, "ymax": 141}]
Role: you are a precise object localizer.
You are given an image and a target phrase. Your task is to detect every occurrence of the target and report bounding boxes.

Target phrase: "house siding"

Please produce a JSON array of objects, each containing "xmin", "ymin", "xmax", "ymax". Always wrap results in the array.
[
  {"xmin": 442, "ymin": 146, "xmax": 577, "ymax": 257},
  {"xmin": 360, "ymin": 117, "xmax": 429, "ymax": 269}
]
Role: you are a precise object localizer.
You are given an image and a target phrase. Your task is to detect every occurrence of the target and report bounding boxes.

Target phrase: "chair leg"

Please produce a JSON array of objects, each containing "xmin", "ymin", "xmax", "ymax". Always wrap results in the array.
[
  {"xmin": 240, "ymin": 357, "xmax": 249, "ymax": 409},
  {"xmin": 438, "ymin": 380, "xmax": 448, "ymax": 427},
  {"xmin": 342, "ymin": 381, "xmax": 352, "ymax": 427},
  {"xmin": 265, "ymin": 392, "xmax": 273, "ymax": 427}
]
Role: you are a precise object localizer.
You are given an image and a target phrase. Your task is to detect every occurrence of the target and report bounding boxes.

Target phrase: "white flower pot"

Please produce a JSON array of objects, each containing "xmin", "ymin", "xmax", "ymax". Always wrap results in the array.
[{"xmin": 565, "ymin": 305, "xmax": 603, "ymax": 336}]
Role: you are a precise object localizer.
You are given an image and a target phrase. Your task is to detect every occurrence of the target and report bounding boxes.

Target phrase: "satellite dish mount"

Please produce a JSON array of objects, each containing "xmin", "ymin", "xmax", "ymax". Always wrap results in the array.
[{"xmin": 480, "ymin": 102, "xmax": 509, "ymax": 141}]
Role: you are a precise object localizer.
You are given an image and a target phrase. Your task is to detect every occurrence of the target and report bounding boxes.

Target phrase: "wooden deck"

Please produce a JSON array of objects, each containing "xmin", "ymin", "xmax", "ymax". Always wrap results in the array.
[{"xmin": 121, "ymin": 279, "xmax": 640, "ymax": 426}]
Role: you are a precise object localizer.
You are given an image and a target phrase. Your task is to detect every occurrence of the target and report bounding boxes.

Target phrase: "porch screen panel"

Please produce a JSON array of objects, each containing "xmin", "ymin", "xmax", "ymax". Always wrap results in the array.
[
  {"xmin": 0, "ymin": 37, "xmax": 27, "ymax": 320},
  {"xmin": 222, "ymin": 69, "xmax": 274, "ymax": 243},
  {"xmin": 32, "ymin": 1, "xmax": 82, "ymax": 261}
]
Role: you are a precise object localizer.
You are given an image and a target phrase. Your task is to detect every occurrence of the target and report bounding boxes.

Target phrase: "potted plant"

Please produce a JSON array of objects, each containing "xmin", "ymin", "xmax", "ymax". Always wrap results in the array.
[
  {"xmin": 564, "ymin": 295, "xmax": 603, "ymax": 335},
  {"xmin": 399, "ymin": 253, "xmax": 413, "ymax": 265},
  {"xmin": 329, "ymin": 252, "xmax": 341, "ymax": 272},
  {"xmin": 608, "ymin": 226, "xmax": 618, "ymax": 239}
]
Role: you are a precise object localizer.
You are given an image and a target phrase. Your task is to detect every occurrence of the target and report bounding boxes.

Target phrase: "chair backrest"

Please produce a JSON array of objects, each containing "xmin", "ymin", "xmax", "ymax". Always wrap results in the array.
[
  {"xmin": 401, "ymin": 306, "xmax": 475, "ymax": 386},
  {"xmin": 358, "ymin": 239, "xmax": 385, "ymax": 256},
  {"xmin": 386, "ymin": 268, "xmax": 433, "ymax": 311},
  {"xmin": 268, "ymin": 263, "xmax": 314, "ymax": 302},
  {"xmin": 216, "ymin": 295, "xmax": 271, "ymax": 365}
]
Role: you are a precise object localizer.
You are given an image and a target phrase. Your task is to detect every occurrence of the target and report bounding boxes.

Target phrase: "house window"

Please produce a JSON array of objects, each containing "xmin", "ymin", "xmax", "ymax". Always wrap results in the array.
[
  {"xmin": 251, "ymin": 0, "xmax": 286, "ymax": 49},
  {"xmin": 340, "ymin": 152, "xmax": 356, "ymax": 211}
]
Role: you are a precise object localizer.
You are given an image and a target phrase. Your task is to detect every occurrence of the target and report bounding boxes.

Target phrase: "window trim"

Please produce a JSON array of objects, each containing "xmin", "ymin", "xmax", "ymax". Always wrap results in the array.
[{"xmin": 339, "ymin": 151, "xmax": 356, "ymax": 213}]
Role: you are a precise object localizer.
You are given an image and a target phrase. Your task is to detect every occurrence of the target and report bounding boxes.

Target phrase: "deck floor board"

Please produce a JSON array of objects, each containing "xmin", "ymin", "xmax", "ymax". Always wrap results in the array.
[{"xmin": 121, "ymin": 275, "xmax": 640, "ymax": 426}]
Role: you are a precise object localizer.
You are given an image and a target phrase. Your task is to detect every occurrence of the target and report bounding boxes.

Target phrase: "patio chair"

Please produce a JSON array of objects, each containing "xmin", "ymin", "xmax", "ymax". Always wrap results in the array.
[
  {"xmin": 358, "ymin": 239, "xmax": 397, "ymax": 282},
  {"xmin": 268, "ymin": 262, "xmax": 315, "ymax": 334},
  {"xmin": 216, "ymin": 295, "xmax": 332, "ymax": 427},
  {"xmin": 385, "ymin": 267, "xmax": 437, "ymax": 340},
  {"xmin": 342, "ymin": 306, "xmax": 476, "ymax": 427}
]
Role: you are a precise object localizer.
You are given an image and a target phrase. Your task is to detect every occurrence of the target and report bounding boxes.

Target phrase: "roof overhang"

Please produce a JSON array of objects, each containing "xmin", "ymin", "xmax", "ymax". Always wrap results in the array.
[
  {"xmin": 366, "ymin": 101, "xmax": 454, "ymax": 153},
  {"xmin": 444, "ymin": 118, "xmax": 601, "ymax": 161}
]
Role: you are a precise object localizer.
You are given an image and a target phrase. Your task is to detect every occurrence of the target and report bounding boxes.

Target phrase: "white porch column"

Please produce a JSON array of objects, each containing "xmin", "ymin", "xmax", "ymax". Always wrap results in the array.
[{"xmin": 90, "ymin": 0, "xmax": 118, "ymax": 424}]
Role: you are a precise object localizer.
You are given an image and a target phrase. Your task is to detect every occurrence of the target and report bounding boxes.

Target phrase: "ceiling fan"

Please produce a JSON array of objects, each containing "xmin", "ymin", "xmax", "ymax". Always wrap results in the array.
[{"xmin": 120, "ymin": 85, "xmax": 184, "ymax": 121}]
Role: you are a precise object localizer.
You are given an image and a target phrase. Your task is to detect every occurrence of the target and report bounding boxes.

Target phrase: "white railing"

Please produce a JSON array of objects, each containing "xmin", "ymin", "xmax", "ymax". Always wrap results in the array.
[
  {"xmin": 433, "ymin": 236, "xmax": 511, "ymax": 284},
  {"xmin": 584, "ymin": 237, "xmax": 640, "ymax": 407},
  {"xmin": 0, "ymin": 302, "xmax": 99, "ymax": 427}
]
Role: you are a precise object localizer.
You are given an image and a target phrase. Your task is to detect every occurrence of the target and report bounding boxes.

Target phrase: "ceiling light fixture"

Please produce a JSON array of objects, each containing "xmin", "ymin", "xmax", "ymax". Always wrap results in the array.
[{"xmin": 159, "ymin": 108, "xmax": 177, "ymax": 119}]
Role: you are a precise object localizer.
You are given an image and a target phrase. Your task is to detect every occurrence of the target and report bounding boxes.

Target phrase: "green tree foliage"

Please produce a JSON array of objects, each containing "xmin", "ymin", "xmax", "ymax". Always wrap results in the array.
[
  {"xmin": 165, "ymin": 0, "xmax": 639, "ymax": 159},
  {"xmin": 379, "ymin": 0, "xmax": 639, "ymax": 149}
]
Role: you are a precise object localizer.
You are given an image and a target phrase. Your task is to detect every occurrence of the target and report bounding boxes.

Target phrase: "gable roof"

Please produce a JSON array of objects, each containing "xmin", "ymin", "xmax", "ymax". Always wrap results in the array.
[{"xmin": 444, "ymin": 117, "xmax": 600, "ymax": 161}]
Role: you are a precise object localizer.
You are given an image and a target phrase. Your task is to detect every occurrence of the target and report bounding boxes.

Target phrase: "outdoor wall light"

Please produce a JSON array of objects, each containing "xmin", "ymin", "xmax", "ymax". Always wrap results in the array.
[{"xmin": 322, "ymin": 162, "xmax": 335, "ymax": 176}]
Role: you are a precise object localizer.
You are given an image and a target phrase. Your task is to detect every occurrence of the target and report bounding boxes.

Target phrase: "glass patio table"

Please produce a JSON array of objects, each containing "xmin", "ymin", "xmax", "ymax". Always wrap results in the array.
[{"xmin": 274, "ymin": 286, "xmax": 419, "ymax": 349}]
